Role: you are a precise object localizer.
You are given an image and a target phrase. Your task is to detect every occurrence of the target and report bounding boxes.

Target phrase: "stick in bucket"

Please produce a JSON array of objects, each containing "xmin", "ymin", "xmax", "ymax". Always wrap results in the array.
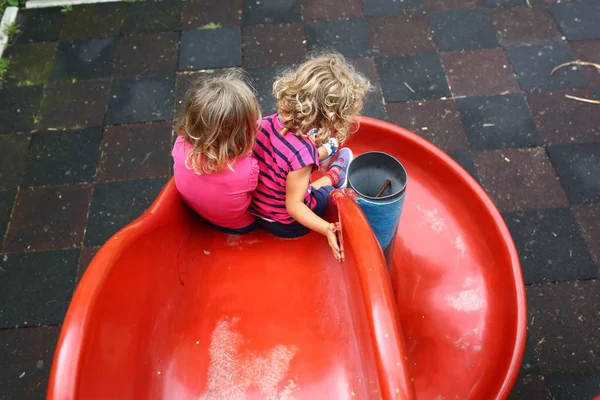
[{"xmin": 376, "ymin": 179, "xmax": 391, "ymax": 198}]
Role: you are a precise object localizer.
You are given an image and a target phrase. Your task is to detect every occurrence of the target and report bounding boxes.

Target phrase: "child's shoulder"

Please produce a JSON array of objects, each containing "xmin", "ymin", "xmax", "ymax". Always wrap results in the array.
[
  {"xmin": 259, "ymin": 113, "xmax": 279, "ymax": 131},
  {"xmin": 171, "ymin": 135, "xmax": 186, "ymax": 156}
]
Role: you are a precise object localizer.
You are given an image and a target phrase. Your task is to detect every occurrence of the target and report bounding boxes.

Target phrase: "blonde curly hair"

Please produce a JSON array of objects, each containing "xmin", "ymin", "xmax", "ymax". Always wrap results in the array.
[
  {"xmin": 273, "ymin": 52, "xmax": 371, "ymax": 145},
  {"xmin": 176, "ymin": 70, "xmax": 261, "ymax": 175}
]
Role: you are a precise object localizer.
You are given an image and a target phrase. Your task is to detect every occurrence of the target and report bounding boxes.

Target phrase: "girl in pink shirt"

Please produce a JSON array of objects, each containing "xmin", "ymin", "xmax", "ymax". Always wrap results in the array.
[{"xmin": 172, "ymin": 70, "xmax": 261, "ymax": 234}]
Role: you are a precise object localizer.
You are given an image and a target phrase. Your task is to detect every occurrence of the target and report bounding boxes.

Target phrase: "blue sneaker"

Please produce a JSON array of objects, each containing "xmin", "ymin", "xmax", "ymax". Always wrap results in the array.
[{"xmin": 330, "ymin": 148, "xmax": 354, "ymax": 188}]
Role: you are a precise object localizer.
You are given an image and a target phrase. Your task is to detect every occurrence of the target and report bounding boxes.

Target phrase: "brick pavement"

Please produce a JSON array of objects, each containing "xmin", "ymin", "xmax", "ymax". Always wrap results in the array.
[{"xmin": 0, "ymin": 0, "xmax": 598, "ymax": 398}]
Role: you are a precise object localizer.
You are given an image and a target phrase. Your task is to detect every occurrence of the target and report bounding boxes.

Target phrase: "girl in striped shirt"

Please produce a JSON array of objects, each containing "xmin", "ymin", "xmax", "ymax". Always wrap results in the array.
[{"xmin": 251, "ymin": 53, "xmax": 371, "ymax": 261}]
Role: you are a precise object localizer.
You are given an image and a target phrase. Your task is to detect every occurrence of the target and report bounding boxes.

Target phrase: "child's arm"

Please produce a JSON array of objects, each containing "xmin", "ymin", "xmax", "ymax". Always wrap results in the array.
[{"xmin": 286, "ymin": 165, "xmax": 343, "ymax": 261}]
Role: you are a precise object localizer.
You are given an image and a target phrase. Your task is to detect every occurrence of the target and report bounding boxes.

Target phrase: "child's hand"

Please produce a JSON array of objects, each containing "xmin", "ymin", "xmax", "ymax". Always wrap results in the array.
[{"xmin": 326, "ymin": 223, "xmax": 344, "ymax": 261}]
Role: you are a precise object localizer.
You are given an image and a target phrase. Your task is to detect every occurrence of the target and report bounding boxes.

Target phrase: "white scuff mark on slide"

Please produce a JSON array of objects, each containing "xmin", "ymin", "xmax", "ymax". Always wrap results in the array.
[
  {"xmin": 226, "ymin": 235, "xmax": 241, "ymax": 247},
  {"xmin": 416, "ymin": 205, "xmax": 445, "ymax": 233},
  {"xmin": 200, "ymin": 317, "xmax": 298, "ymax": 400},
  {"xmin": 444, "ymin": 289, "xmax": 484, "ymax": 313},
  {"xmin": 454, "ymin": 235, "xmax": 466, "ymax": 258},
  {"xmin": 453, "ymin": 328, "xmax": 482, "ymax": 351}
]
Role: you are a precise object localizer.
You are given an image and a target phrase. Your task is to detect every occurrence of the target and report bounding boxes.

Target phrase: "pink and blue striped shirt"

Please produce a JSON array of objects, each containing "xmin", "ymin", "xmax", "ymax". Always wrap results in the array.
[{"xmin": 250, "ymin": 114, "xmax": 319, "ymax": 223}]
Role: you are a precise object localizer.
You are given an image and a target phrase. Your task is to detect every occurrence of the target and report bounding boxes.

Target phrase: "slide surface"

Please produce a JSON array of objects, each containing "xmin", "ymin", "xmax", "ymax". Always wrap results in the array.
[{"xmin": 48, "ymin": 118, "xmax": 526, "ymax": 400}]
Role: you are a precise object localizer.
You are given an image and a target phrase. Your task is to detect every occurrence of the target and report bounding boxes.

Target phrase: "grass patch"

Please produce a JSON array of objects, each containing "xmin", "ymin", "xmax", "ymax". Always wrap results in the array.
[
  {"xmin": 18, "ymin": 78, "xmax": 34, "ymax": 86},
  {"xmin": 200, "ymin": 22, "xmax": 222, "ymax": 30},
  {"xmin": 0, "ymin": 57, "xmax": 10, "ymax": 85},
  {"xmin": 0, "ymin": 0, "xmax": 25, "ymax": 15},
  {"xmin": 3, "ymin": 22, "xmax": 20, "ymax": 42}
]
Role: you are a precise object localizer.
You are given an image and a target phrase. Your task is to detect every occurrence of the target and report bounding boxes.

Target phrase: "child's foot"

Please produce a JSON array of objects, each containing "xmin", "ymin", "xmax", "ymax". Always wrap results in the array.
[{"xmin": 326, "ymin": 148, "xmax": 353, "ymax": 188}]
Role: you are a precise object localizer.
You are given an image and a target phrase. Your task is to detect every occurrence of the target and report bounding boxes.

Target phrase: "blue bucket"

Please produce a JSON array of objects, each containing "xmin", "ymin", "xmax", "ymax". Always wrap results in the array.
[{"xmin": 348, "ymin": 152, "xmax": 408, "ymax": 252}]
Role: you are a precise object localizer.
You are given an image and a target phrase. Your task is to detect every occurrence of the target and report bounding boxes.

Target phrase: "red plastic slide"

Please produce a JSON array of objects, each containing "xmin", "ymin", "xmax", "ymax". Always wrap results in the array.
[{"xmin": 48, "ymin": 118, "xmax": 526, "ymax": 399}]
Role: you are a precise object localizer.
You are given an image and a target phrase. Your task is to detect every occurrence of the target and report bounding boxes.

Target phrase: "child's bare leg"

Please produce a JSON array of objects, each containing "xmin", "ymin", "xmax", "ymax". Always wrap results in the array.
[
  {"xmin": 311, "ymin": 175, "xmax": 333, "ymax": 189},
  {"xmin": 318, "ymin": 145, "xmax": 329, "ymax": 162}
]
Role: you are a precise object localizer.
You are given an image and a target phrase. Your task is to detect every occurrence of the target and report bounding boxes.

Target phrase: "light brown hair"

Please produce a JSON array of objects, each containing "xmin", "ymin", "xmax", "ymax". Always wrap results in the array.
[
  {"xmin": 176, "ymin": 70, "xmax": 261, "ymax": 174},
  {"xmin": 273, "ymin": 52, "xmax": 371, "ymax": 145}
]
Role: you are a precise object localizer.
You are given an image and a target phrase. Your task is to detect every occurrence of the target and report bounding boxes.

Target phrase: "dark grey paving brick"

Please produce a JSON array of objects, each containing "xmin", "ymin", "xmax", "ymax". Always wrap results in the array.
[
  {"xmin": 420, "ymin": 0, "xmax": 481, "ymax": 12},
  {"xmin": 182, "ymin": 0, "xmax": 242, "ymax": 29},
  {"xmin": 3, "ymin": 42, "xmax": 56, "ymax": 88},
  {"xmin": 549, "ymin": 0, "xmax": 600, "ymax": 41},
  {"xmin": 503, "ymin": 208, "xmax": 597, "ymax": 283},
  {"xmin": 121, "ymin": 0, "xmax": 183, "ymax": 35},
  {"xmin": 305, "ymin": 19, "xmax": 371, "ymax": 58},
  {"xmin": 3, "ymin": 185, "xmax": 92, "ymax": 253},
  {"xmin": 0, "ymin": 134, "xmax": 30, "ymax": 189},
  {"xmin": 506, "ymin": 44, "xmax": 589, "ymax": 91},
  {"xmin": 508, "ymin": 373, "xmax": 551, "ymax": 400},
  {"xmin": 520, "ymin": 334, "xmax": 543, "ymax": 375},
  {"xmin": 489, "ymin": 5, "xmax": 563, "ymax": 47},
  {"xmin": 428, "ymin": 10, "xmax": 499, "ymax": 51},
  {"xmin": 362, "ymin": 0, "xmax": 422, "ymax": 16},
  {"xmin": 484, "ymin": 0, "xmax": 543, "ymax": 6},
  {"xmin": 0, "ymin": 250, "xmax": 79, "ymax": 328},
  {"xmin": 85, "ymin": 178, "xmax": 167, "ymax": 246},
  {"xmin": 474, "ymin": 147, "xmax": 569, "ymax": 211},
  {"xmin": 440, "ymin": 49, "xmax": 520, "ymax": 97},
  {"xmin": 77, "ymin": 246, "xmax": 99, "ymax": 282},
  {"xmin": 41, "ymin": 79, "xmax": 111, "ymax": 129},
  {"xmin": 526, "ymin": 280, "xmax": 600, "ymax": 373},
  {"xmin": 60, "ymin": 3, "xmax": 124, "ymax": 40},
  {"xmin": 367, "ymin": 14, "xmax": 435, "ymax": 57},
  {"xmin": 51, "ymin": 38, "xmax": 117, "ymax": 81},
  {"xmin": 179, "ymin": 27, "xmax": 241, "ymax": 70},
  {"xmin": 301, "ymin": 0, "xmax": 363, "ymax": 21},
  {"xmin": 376, "ymin": 54, "xmax": 451, "ymax": 101},
  {"xmin": 361, "ymin": 102, "xmax": 387, "ymax": 120},
  {"xmin": 573, "ymin": 205, "xmax": 600, "ymax": 266},
  {"xmin": 0, "ymin": 86, "xmax": 43, "ymax": 135},
  {"xmin": 0, "ymin": 189, "xmax": 16, "ymax": 240},
  {"xmin": 98, "ymin": 122, "xmax": 173, "ymax": 181},
  {"xmin": 106, "ymin": 76, "xmax": 175, "ymax": 125},
  {"xmin": 246, "ymin": 65, "xmax": 289, "ymax": 114},
  {"xmin": 546, "ymin": 371, "xmax": 600, "ymax": 400},
  {"xmin": 547, "ymin": 143, "xmax": 600, "ymax": 205},
  {"xmin": 243, "ymin": 0, "xmax": 301, "ymax": 24},
  {"xmin": 456, "ymin": 94, "xmax": 541, "ymax": 150},
  {"xmin": 115, "ymin": 32, "xmax": 179, "ymax": 78},
  {"xmin": 526, "ymin": 89, "xmax": 600, "ymax": 145},
  {"xmin": 449, "ymin": 151, "xmax": 479, "ymax": 181},
  {"xmin": 242, "ymin": 23, "xmax": 307, "ymax": 68},
  {"xmin": 569, "ymin": 40, "xmax": 600, "ymax": 87},
  {"xmin": 14, "ymin": 7, "xmax": 64, "ymax": 43},
  {"xmin": 350, "ymin": 57, "xmax": 383, "ymax": 104},
  {"xmin": 23, "ymin": 128, "xmax": 101, "ymax": 186},
  {"xmin": 0, "ymin": 327, "xmax": 60, "ymax": 400},
  {"xmin": 386, "ymin": 99, "xmax": 469, "ymax": 153}
]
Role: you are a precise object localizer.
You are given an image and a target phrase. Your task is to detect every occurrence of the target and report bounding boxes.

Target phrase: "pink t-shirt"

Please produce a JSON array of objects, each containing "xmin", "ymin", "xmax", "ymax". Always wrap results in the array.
[{"xmin": 172, "ymin": 136, "xmax": 259, "ymax": 230}]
